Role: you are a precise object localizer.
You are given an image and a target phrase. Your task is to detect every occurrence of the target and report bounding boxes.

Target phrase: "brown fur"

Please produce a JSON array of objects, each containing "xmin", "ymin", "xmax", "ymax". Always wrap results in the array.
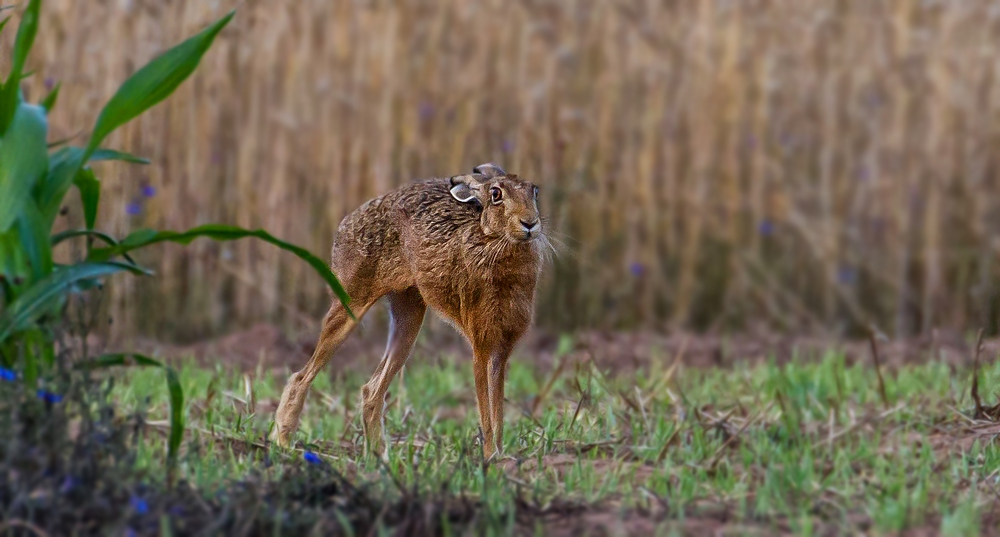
[{"xmin": 272, "ymin": 163, "xmax": 546, "ymax": 460}]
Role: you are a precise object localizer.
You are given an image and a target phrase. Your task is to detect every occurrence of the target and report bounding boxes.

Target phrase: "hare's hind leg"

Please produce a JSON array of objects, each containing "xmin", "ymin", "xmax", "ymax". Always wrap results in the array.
[
  {"xmin": 361, "ymin": 286, "xmax": 426, "ymax": 457},
  {"xmin": 272, "ymin": 298, "xmax": 374, "ymax": 448}
]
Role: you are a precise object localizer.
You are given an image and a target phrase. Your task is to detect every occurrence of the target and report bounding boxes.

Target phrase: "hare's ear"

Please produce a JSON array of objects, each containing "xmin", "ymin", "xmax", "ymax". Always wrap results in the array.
[
  {"xmin": 472, "ymin": 162, "xmax": 507, "ymax": 178},
  {"xmin": 449, "ymin": 175, "xmax": 483, "ymax": 207}
]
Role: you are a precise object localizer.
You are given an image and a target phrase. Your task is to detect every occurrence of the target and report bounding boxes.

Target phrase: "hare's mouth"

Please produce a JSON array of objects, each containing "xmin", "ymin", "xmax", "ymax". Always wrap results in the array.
[
  {"xmin": 512, "ymin": 229, "xmax": 540, "ymax": 242},
  {"xmin": 513, "ymin": 219, "xmax": 541, "ymax": 242}
]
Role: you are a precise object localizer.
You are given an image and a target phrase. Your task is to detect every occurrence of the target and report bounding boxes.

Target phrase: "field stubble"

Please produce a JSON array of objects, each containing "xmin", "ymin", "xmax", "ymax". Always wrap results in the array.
[
  {"xmin": 4, "ymin": 0, "xmax": 1000, "ymax": 341},
  {"xmin": 86, "ymin": 326, "xmax": 1000, "ymax": 536}
]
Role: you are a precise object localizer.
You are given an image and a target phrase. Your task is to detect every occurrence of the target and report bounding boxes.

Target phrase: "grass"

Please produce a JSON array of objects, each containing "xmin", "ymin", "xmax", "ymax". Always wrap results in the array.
[
  {"xmin": 4, "ymin": 1, "xmax": 1000, "ymax": 340},
  {"xmin": 106, "ymin": 347, "xmax": 1000, "ymax": 535}
]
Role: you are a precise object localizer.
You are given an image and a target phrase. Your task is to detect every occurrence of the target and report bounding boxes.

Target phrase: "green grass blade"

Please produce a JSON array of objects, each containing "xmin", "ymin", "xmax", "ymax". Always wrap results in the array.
[
  {"xmin": 40, "ymin": 81, "xmax": 60, "ymax": 112},
  {"xmin": 88, "ymin": 148, "xmax": 150, "ymax": 165},
  {"xmin": 83, "ymin": 10, "xmax": 235, "ymax": 160},
  {"xmin": 0, "ymin": 103, "xmax": 49, "ymax": 232},
  {"xmin": 0, "ymin": 261, "xmax": 152, "ymax": 343},
  {"xmin": 0, "ymin": 0, "xmax": 41, "ymax": 135},
  {"xmin": 88, "ymin": 224, "xmax": 353, "ymax": 316},
  {"xmin": 81, "ymin": 353, "xmax": 185, "ymax": 465},
  {"xmin": 73, "ymin": 167, "xmax": 100, "ymax": 230}
]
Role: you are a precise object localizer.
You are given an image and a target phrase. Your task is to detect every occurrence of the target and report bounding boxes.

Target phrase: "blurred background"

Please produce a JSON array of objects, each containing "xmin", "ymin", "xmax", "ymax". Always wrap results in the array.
[{"xmin": 6, "ymin": 0, "xmax": 1000, "ymax": 343}]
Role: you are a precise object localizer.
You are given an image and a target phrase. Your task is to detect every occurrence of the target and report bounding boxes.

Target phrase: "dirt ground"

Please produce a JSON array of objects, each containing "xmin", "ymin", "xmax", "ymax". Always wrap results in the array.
[{"xmin": 114, "ymin": 319, "xmax": 993, "ymax": 377}]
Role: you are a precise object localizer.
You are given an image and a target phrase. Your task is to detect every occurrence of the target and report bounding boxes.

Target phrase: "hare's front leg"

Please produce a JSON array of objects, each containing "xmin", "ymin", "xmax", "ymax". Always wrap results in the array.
[
  {"xmin": 360, "ymin": 287, "xmax": 426, "ymax": 457},
  {"xmin": 472, "ymin": 340, "xmax": 515, "ymax": 461}
]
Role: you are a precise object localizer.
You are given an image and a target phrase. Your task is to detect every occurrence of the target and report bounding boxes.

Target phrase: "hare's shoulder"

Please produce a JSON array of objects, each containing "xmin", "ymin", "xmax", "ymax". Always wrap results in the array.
[{"xmin": 395, "ymin": 179, "xmax": 478, "ymax": 227}]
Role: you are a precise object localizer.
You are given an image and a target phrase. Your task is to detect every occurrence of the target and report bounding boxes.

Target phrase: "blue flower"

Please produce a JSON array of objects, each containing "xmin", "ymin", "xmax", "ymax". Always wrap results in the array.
[
  {"xmin": 758, "ymin": 220, "xmax": 774, "ymax": 236},
  {"xmin": 130, "ymin": 495, "xmax": 149, "ymax": 515},
  {"xmin": 629, "ymin": 262, "xmax": 644, "ymax": 277},
  {"xmin": 303, "ymin": 451, "xmax": 322, "ymax": 465},
  {"xmin": 502, "ymin": 139, "xmax": 515, "ymax": 153},
  {"xmin": 60, "ymin": 476, "xmax": 77, "ymax": 493},
  {"xmin": 36, "ymin": 390, "xmax": 64, "ymax": 403},
  {"xmin": 125, "ymin": 529, "xmax": 137, "ymax": 537},
  {"xmin": 0, "ymin": 368, "xmax": 16, "ymax": 381},
  {"xmin": 141, "ymin": 185, "xmax": 156, "ymax": 198},
  {"xmin": 837, "ymin": 265, "xmax": 857, "ymax": 285},
  {"xmin": 44, "ymin": 77, "xmax": 55, "ymax": 91},
  {"xmin": 418, "ymin": 102, "xmax": 434, "ymax": 121},
  {"xmin": 856, "ymin": 166, "xmax": 871, "ymax": 182},
  {"xmin": 126, "ymin": 201, "xmax": 142, "ymax": 216}
]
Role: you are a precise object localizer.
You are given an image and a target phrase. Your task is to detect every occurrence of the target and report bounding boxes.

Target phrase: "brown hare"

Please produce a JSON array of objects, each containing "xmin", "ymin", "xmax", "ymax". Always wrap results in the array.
[{"xmin": 272, "ymin": 163, "xmax": 547, "ymax": 461}]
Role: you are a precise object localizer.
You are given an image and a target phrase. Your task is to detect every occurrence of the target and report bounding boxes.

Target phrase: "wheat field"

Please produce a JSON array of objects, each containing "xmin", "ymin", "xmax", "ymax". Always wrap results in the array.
[{"xmin": 4, "ymin": 0, "xmax": 1000, "ymax": 342}]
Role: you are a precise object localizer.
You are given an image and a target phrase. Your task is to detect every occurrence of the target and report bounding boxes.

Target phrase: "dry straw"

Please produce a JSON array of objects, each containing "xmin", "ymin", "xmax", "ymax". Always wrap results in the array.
[{"xmin": 3, "ymin": 0, "xmax": 1000, "ymax": 342}]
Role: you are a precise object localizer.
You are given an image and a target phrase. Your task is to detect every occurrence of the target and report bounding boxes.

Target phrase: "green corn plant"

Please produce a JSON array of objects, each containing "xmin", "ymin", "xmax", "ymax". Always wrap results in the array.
[{"xmin": 0, "ymin": 0, "xmax": 351, "ymax": 474}]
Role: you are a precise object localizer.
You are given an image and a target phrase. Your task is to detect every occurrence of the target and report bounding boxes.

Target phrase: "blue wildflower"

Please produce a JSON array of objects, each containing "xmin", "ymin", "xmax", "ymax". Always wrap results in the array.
[
  {"xmin": 126, "ymin": 201, "xmax": 142, "ymax": 216},
  {"xmin": 0, "ymin": 368, "xmax": 16, "ymax": 381},
  {"xmin": 502, "ymin": 139, "xmax": 515, "ymax": 153},
  {"xmin": 125, "ymin": 528, "xmax": 137, "ymax": 537},
  {"xmin": 837, "ymin": 265, "xmax": 857, "ymax": 285},
  {"xmin": 37, "ymin": 390, "xmax": 64, "ymax": 403},
  {"xmin": 629, "ymin": 262, "xmax": 644, "ymax": 277},
  {"xmin": 60, "ymin": 476, "xmax": 77, "ymax": 493},
  {"xmin": 44, "ymin": 77, "xmax": 55, "ymax": 91},
  {"xmin": 779, "ymin": 133, "xmax": 795, "ymax": 149},
  {"xmin": 141, "ymin": 185, "xmax": 156, "ymax": 198},
  {"xmin": 758, "ymin": 220, "xmax": 774, "ymax": 236},
  {"xmin": 418, "ymin": 102, "xmax": 434, "ymax": 121},
  {"xmin": 303, "ymin": 451, "xmax": 322, "ymax": 465},
  {"xmin": 130, "ymin": 495, "xmax": 149, "ymax": 515}
]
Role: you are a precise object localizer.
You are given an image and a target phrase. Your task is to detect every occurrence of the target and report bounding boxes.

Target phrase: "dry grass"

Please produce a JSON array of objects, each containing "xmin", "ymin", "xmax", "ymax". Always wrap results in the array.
[{"xmin": 4, "ymin": 0, "xmax": 1000, "ymax": 341}]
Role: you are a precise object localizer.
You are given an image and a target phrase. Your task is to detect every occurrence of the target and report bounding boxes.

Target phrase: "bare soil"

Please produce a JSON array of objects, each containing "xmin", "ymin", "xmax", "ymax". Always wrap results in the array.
[{"xmin": 112, "ymin": 320, "xmax": 991, "ymax": 377}]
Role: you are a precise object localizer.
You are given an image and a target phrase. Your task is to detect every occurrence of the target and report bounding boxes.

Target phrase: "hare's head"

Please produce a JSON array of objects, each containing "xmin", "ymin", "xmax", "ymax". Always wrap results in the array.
[{"xmin": 449, "ymin": 163, "xmax": 542, "ymax": 243}]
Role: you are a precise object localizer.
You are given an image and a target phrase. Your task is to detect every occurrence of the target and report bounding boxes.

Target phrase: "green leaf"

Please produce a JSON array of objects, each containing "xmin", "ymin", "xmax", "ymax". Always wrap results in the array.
[
  {"xmin": 21, "ymin": 327, "xmax": 43, "ymax": 386},
  {"xmin": 88, "ymin": 148, "xmax": 150, "ymax": 165},
  {"xmin": 80, "ymin": 353, "xmax": 185, "ymax": 466},
  {"xmin": 83, "ymin": 10, "xmax": 235, "ymax": 160},
  {"xmin": 34, "ymin": 146, "xmax": 84, "ymax": 229},
  {"xmin": 40, "ymin": 81, "xmax": 60, "ymax": 112},
  {"xmin": 15, "ymin": 201, "xmax": 52, "ymax": 283},
  {"xmin": 89, "ymin": 224, "xmax": 353, "ymax": 316},
  {"xmin": 120, "ymin": 228, "xmax": 159, "ymax": 247},
  {"xmin": 51, "ymin": 229, "xmax": 139, "ymax": 265},
  {"xmin": 0, "ymin": 0, "xmax": 41, "ymax": 135},
  {"xmin": 0, "ymin": 103, "xmax": 49, "ymax": 232},
  {"xmin": 73, "ymin": 167, "xmax": 100, "ymax": 230},
  {"xmin": 0, "ymin": 261, "xmax": 152, "ymax": 343},
  {"xmin": 0, "ymin": 230, "xmax": 29, "ymax": 300},
  {"xmin": 0, "ymin": 16, "xmax": 11, "ymax": 38}
]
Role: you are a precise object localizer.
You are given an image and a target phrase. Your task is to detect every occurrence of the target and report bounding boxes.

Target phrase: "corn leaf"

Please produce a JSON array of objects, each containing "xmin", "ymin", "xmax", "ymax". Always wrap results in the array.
[
  {"xmin": 88, "ymin": 224, "xmax": 353, "ymax": 316},
  {"xmin": 0, "ymin": 103, "xmax": 49, "ymax": 232},
  {"xmin": 84, "ymin": 10, "xmax": 234, "ymax": 160},
  {"xmin": 0, "ymin": 261, "xmax": 152, "ymax": 343}
]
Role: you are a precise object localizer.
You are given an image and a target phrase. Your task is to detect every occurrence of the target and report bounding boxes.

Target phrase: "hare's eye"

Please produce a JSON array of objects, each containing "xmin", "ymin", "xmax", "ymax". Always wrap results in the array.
[{"xmin": 490, "ymin": 187, "xmax": 503, "ymax": 204}]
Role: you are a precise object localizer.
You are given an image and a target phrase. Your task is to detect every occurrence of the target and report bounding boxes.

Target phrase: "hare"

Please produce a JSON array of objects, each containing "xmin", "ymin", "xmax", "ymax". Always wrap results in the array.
[{"xmin": 271, "ymin": 163, "xmax": 547, "ymax": 461}]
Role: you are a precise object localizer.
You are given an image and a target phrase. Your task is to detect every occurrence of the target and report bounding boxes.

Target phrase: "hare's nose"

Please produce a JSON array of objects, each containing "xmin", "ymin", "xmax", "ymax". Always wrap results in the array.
[{"xmin": 521, "ymin": 219, "xmax": 539, "ymax": 232}]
